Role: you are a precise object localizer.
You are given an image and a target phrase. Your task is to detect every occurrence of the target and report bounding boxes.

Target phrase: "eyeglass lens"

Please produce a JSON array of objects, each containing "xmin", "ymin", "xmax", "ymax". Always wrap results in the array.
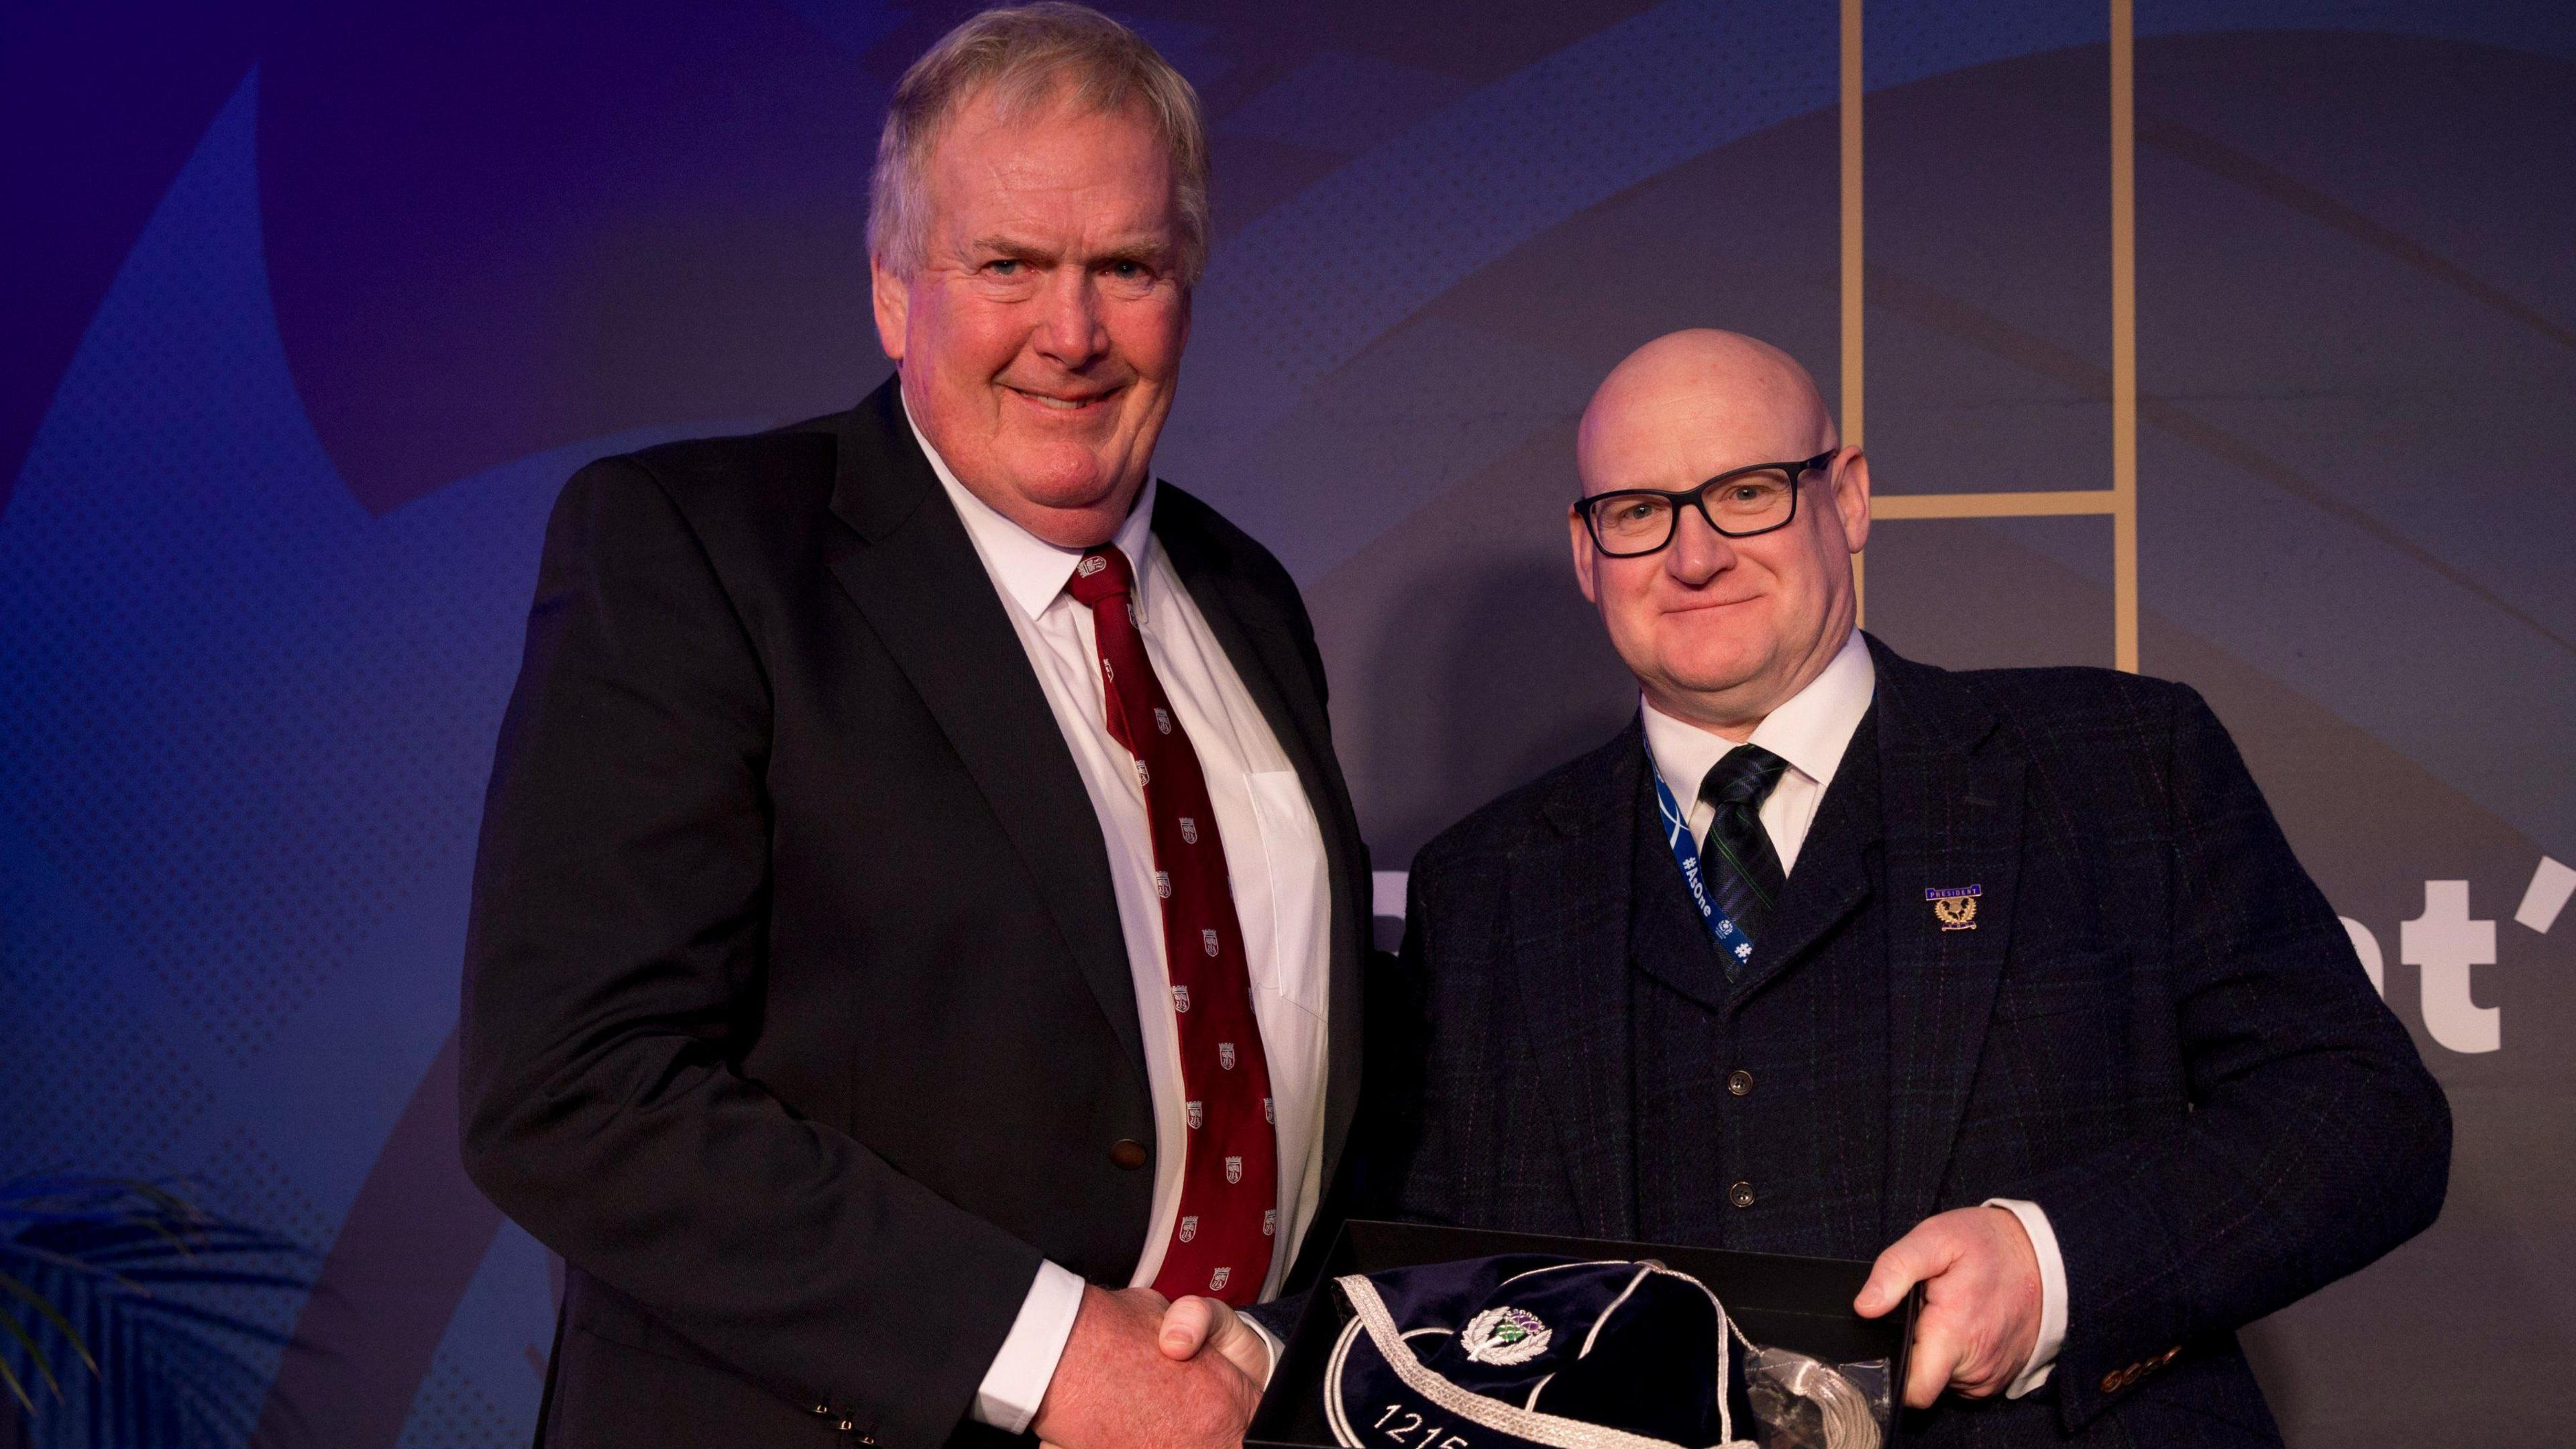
[{"xmin": 1592, "ymin": 468, "xmax": 1798, "ymax": 553}]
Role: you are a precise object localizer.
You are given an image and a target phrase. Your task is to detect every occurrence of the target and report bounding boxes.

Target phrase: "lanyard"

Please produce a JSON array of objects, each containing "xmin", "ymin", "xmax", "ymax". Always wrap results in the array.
[{"xmin": 1651, "ymin": 765, "xmax": 1757, "ymax": 969}]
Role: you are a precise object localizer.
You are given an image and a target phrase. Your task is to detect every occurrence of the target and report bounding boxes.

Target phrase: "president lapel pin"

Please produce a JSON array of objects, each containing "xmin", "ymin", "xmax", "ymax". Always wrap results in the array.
[{"xmin": 1927, "ymin": 884, "xmax": 1981, "ymax": 931}]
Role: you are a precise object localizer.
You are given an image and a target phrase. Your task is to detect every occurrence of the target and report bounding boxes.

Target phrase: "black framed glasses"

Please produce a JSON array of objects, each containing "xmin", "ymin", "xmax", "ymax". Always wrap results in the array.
[{"xmin": 1572, "ymin": 451, "xmax": 1837, "ymax": 557}]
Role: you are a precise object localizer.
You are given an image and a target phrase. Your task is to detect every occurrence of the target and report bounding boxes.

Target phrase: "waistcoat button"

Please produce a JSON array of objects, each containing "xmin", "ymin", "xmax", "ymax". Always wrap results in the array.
[
  {"xmin": 1728, "ymin": 1180, "xmax": 1756, "ymax": 1209},
  {"xmin": 1727, "ymin": 1069, "xmax": 1754, "ymax": 1097},
  {"xmin": 1110, "ymin": 1138, "xmax": 1150, "ymax": 1170}
]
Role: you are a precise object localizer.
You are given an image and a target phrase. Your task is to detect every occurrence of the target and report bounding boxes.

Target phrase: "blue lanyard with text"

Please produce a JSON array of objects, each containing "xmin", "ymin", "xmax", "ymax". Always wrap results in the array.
[{"xmin": 1652, "ymin": 766, "xmax": 1756, "ymax": 968}]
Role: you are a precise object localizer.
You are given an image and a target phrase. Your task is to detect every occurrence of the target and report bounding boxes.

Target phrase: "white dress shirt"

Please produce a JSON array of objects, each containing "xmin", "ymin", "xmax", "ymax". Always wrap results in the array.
[
  {"xmin": 1638, "ymin": 629, "xmax": 2068, "ymax": 1399},
  {"xmin": 900, "ymin": 410, "xmax": 1333, "ymax": 1432}
]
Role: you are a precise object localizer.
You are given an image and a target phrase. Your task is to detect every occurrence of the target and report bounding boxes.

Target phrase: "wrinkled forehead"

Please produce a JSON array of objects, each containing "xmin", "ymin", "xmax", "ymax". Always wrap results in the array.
[
  {"xmin": 922, "ymin": 88, "xmax": 1177, "ymax": 227},
  {"xmin": 1578, "ymin": 382, "xmax": 1827, "ymax": 496}
]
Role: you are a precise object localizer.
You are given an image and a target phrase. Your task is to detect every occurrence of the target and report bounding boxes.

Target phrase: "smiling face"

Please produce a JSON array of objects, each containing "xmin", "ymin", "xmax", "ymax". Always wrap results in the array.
[
  {"xmin": 1569, "ymin": 331, "xmax": 1872, "ymax": 736},
  {"xmin": 871, "ymin": 88, "xmax": 1189, "ymax": 547}
]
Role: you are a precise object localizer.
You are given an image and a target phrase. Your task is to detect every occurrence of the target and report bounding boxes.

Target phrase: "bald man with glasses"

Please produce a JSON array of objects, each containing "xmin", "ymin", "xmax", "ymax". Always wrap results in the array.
[{"xmin": 1171, "ymin": 329, "xmax": 2449, "ymax": 1448}]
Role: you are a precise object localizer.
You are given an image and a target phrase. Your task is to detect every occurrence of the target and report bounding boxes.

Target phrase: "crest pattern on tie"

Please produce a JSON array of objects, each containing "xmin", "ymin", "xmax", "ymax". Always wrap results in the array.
[{"xmin": 1068, "ymin": 545, "xmax": 1279, "ymax": 1306}]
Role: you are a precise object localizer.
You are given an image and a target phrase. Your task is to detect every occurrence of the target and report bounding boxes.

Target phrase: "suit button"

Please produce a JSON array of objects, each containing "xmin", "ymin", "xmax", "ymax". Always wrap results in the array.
[
  {"xmin": 812, "ymin": 1403, "xmax": 831, "ymax": 1415},
  {"xmin": 1727, "ymin": 1180, "xmax": 1755, "ymax": 1209},
  {"xmin": 1110, "ymin": 1138, "xmax": 1150, "ymax": 1170},
  {"xmin": 1727, "ymin": 1069, "xmax": 1754, "ymax": 1097}
]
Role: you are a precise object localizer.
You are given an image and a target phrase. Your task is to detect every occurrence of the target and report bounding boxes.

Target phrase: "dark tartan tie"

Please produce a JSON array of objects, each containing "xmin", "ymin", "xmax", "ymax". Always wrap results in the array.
[
  {"xmin": 1066, "ymin": 545, "xmax": 1278, "ymax": 1305},
  {"xmin": 1697, "ymin": 744, "xmax": 1790, "ymax": 977}
]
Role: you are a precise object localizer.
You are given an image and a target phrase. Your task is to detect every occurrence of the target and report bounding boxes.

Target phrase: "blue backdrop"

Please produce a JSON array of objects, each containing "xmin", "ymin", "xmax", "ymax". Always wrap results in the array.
[{"xmin": 5, "ymin": 3, "xmax": 2571, "ymax": 1445}]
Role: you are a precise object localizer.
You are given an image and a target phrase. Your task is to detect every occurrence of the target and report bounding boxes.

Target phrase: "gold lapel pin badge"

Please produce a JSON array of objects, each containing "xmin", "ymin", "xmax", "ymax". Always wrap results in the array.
[{"xmin": 1926, "ymin": 884, "xmax": 1982, "ymax": 931}]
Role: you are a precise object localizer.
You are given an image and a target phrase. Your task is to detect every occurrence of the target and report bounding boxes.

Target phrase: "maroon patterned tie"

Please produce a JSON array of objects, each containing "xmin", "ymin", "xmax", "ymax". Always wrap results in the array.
[{"xmin": 1065, "ymin": 545, "xmax": 1279, "ymax": 1306}]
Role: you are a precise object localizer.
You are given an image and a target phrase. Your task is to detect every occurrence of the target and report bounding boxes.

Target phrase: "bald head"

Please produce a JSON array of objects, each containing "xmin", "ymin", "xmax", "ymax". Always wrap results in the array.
[
  {"xmin": 1578, "ymin": 329, "xmax": 1837, "ymax": 498},
  {"xmin": 1567, "ymin": 329, "xmax": 1870, "ymax": 737}
]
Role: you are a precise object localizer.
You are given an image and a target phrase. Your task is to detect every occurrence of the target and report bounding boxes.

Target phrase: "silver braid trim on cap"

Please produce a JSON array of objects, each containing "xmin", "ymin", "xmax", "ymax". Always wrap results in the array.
[{"xmin": 1332, "ymin": 1272, "xmax": 1758, "ymax": 1449}]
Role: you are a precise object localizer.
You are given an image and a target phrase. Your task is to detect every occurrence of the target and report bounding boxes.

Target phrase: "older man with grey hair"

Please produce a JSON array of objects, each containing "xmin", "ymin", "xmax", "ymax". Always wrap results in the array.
[{"xmin": 460, "ymin": 7, "xmax": 1371, "ymax": 1446}]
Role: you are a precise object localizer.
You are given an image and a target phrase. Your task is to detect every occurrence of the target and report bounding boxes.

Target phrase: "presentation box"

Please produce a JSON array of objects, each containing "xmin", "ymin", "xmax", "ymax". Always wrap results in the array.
[{"xmin": 1246, "ymin": 1218, "xmax": 1918, "ymax": 1449}]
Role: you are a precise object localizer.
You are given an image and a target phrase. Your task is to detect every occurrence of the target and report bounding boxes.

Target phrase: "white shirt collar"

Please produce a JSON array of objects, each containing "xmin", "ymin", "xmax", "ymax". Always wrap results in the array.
[
  {"xmin": 904, "ymin": 392, "xmax": 1159, "ymax": 622},
  {"xmin": 1640, "ymin": 629, "xmax": 1876, "ymax": 799}
]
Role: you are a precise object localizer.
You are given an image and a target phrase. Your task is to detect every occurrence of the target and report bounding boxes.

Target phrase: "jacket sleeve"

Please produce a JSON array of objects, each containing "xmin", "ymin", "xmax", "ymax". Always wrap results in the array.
[
  {"xmin": 459, "ymin": 458, "xmax": 1043, "ymax": 1448},
  {"xmin": 2025, "ymin": 684, "xmax": 2451, "ymax": 1432}
]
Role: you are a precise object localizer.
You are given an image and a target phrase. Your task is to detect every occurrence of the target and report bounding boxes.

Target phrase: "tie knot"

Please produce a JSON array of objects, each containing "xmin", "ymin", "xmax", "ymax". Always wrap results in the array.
[
  {"xmin": 1699, "ymin": 743, "xmax": 1790, "ymax": 811},
  {"xmin": 1066, "ymin": 545, "xmax": 1136, "ymax": 606}
]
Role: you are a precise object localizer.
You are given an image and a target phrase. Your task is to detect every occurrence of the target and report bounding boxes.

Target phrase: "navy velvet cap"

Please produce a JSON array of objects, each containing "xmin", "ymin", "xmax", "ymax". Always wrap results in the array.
[{"xmin": 1324, "ymin": 1255, "xmax": 1756, "ymax": 1449}]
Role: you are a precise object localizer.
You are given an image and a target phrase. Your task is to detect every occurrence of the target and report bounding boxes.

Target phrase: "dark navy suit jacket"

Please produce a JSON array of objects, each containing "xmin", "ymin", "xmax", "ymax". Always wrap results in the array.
[{"xmin": 1356, "ymin": 637, "xmax": 2448, "ymax": 1446}]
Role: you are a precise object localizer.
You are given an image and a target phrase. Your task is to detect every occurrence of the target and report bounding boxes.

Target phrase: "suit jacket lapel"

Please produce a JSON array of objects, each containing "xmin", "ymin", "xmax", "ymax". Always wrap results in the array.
[
  {"xmin": 818, "ymin": 382, "xmax": 1146, "ymax": 1081},
  {"xmin": 1513, "ymin": 724, "xmax": 1644, "ymax": 1240},
  {"xmin": 1154, "ymin": 494, "xmax": 1372, "ymax": 1191},
  {"xmin": 1730, "ymin": 708, "xmax": 1884, "ymax": 1004},
  {"xmin": 1868, "ymin": 637, "xmax": 2025, "ymax": 1226}
]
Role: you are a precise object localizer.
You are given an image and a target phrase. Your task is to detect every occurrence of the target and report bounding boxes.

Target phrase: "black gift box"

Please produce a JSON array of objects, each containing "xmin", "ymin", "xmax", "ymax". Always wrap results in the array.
[{"xmin": 1246, "ymin": 1219, "xmax": 1919, "ymax": 1449}]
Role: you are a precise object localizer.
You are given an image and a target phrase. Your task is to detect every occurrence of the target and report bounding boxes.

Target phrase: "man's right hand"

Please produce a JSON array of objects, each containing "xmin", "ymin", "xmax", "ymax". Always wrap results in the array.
[{"xmin": 1031, "ymin": 1284, "xmax": 1260, "ymax": 1449}]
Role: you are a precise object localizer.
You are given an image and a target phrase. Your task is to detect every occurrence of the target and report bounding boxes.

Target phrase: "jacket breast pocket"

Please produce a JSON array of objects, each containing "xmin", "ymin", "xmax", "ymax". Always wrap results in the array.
[{"xmin": 1990, "ymin": 945, "xmax": 2126, "ymax": 1020}]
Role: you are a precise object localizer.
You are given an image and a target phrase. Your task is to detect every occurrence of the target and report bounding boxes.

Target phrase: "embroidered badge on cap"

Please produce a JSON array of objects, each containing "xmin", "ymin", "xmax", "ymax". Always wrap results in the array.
[
  {"xmin": 1927, "ymin": 884, "xmax": 1982, "ymax": 931},
  {"xmin": 1460, "ymin": 1305, "xmax": 1553, "ymax": 1366}
]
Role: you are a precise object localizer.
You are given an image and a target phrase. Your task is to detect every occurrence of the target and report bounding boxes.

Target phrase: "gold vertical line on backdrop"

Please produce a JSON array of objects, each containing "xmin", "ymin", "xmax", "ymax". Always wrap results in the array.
[
  {"xmin": 2110, "ymin": 0, "xmax": 2139, "ymax": 672},
  {"xmin": 1841, "ymin": 0, "xmax": 1866, "ymax": 625}
]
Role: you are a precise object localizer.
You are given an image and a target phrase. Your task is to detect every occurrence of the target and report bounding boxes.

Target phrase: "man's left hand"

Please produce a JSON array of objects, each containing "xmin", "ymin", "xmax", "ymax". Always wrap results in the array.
[{"xmin": 1854, "ymin": 1205, "xmax": 2043, "ymax": 1409}]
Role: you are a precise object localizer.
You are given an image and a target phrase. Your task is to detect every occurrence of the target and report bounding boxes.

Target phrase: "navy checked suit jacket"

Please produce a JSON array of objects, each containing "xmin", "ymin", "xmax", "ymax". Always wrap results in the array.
[{"xmin": 1357, "ymin": 636, "xmax": 2449, "ymax": 1446}]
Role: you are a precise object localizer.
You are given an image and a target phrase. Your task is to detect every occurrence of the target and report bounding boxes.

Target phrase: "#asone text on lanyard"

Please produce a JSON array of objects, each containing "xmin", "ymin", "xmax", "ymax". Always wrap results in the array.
[{"xmin": 1651, "ymin": 766, "xmax": 1757, "ymax": 968}]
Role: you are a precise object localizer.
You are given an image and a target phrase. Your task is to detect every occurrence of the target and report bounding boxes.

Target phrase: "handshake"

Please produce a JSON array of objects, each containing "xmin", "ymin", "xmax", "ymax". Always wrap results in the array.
[{"xmin": 1030, "ymin": 1284, "xmax": 1275, "ymax": 1449}]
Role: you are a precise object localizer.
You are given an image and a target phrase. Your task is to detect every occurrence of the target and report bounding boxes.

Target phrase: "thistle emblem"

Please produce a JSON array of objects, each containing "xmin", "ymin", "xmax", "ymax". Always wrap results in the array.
[
  {"xmin": 1927, "ymin": 884, "xmax": 1982, "ymax": 931},
  {"xmin": 1461, "ymin": 1306, "xmax": 1553, "ymax": 1366}
]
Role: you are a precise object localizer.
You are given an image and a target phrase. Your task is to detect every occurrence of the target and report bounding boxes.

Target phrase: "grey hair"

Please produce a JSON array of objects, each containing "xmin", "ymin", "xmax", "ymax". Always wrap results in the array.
[{"xmin": 867, "ymin": 3, "xmax": 1211, "ymax": 286}]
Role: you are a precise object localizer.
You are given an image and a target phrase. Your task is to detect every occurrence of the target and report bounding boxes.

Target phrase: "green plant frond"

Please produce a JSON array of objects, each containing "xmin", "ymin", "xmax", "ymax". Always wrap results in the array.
[
  {"xmin": 0, "ymin": 1344, "xmax": 38, "ymax": 1415},
  {"xmin": 0, "ymin": 1302, "xmax": 66, "ymax": 1406},
  {"xmin": 0, "ymin": 1268, "xmax": 99, "ymax": 1375},
  {"xmin": 0, "ymin": 1239, "xmax": 154, "ymax": 1297},
  {"xmin": 0, "ymin": 1172, "xmax": 312, "ymax": 1442}
]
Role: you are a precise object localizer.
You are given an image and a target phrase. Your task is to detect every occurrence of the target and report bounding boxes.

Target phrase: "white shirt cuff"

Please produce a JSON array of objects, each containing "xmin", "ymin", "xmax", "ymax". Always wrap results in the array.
[
  {"xmin": 970, "ymin": 1260, "xmax": 1085, "ymax": 1433},
  {"xmin": 1984, "ymin": 1197, "xmax": 2068, "ymax": 1399},
  {"xmin": 1244, "ymin": 1312, "xmax": 1284, "ymax": 1387}
]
